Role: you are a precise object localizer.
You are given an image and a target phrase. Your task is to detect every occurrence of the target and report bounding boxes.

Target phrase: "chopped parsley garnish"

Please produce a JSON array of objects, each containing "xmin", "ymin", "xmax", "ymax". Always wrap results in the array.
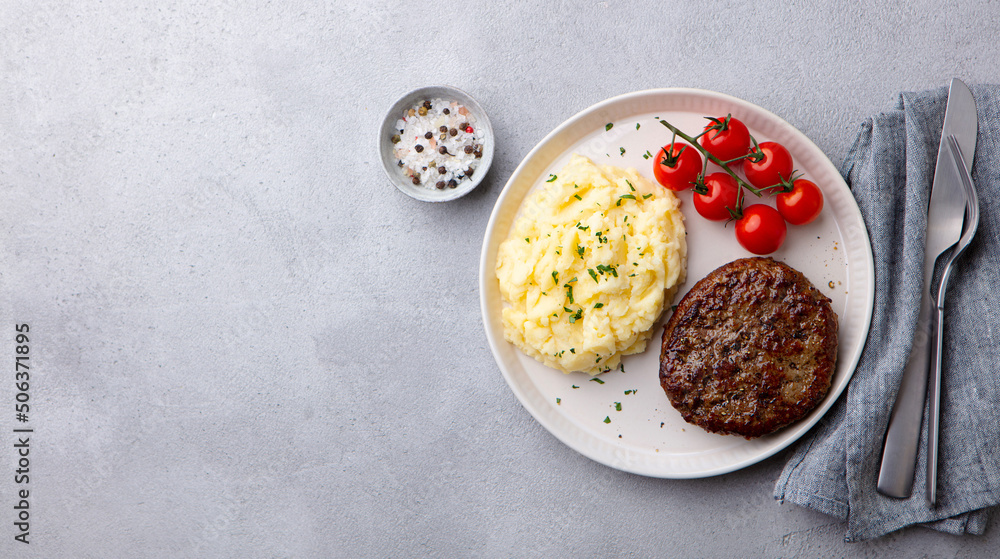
[
  {"xmin": 642, "ymin": 150, "xmax": 653, "ymax": 160},
  {"xmin": 624, "ymin": 389, "xmax": 633, "ymax": 395},
  {"xmin": 570, "ymin": 348, "xmax": 576, "ymax": 354},
  {"xmin": 565, "ymin": 285, "xmax": 575, "ymax": 304},
  {"xmin": 595, "ymin": 264, "xmax": 618, "ymax": 278},
  {"xmin": 619, "ymin": 147, "xmax": 625, "ymax": 156},
  {"xmin": 552, "ymin": 271, "xmax": 559, "ymax": 283},
  {"xmin": 605, "ymin": 123, "xmax": 613, "ymax": 131},
  {"xmin": 615, "ymin": 402, "xmax": 622, "ymax": 411},
  {"xmin": 603, "ymin": 416, "xmax": 611, "ymax": 424},
  {"xmin": 594, "ymin": 302, "xmax": 604, "ymax": 309},
  {"xmin": 576, "ymin": 244, "xmax": 585, "ymax": 257},
  {"xmin": 572, "ymin": 384, "xmax": 579, "ymax": 389},
  {"xmin": 573, "ymin": 194, "xmax": 582, "ymax": 201},
  {"xmin": 546, "ymin": 174, "xmax": 557, "ymax": 182},
  {"xmin": 642, "ymin": 193, "xmax": 653, "ymax": 199},
  {"xmin": 567, "ymin": 307, "xmax": 583, "ymax": 323},
  {"xmin": 576, "ymin": 223, "xmax": 589, "ymax": 231},
  {"xmin": 591, "ymin": 377, "xmax": 605, "ymax": 384},
  {"xmin": 636, "ymin": 123, "xmax": 640, "ymax": 130},
  {"xmin": 524, "ymin": 237, "xmax": 530, "ymax": 243},
  {"xmin": 588, "ymin": 269, "xmax": 599, "ymax": 283},
  {"xmin": 616, "ymin": 196, "xmax": 630, "ymax": 207},
  {"xmin": 556, "ymin": 398, "xmax": 561, "ymax": 405},
  {"xmin": 626, "ymin": 180, "xmax": 635, "ymax": 191}
]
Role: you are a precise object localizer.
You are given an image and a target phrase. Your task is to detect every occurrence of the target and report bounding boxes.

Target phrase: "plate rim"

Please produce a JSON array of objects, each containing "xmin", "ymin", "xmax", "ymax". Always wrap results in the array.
[{"xmin": 479, "ymin": 87, "xmax": 875, "ymax": 478}]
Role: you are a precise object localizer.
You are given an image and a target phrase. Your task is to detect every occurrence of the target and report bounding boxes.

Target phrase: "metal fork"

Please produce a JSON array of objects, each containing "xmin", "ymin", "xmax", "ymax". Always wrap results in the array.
[{"xmin": 926, "ymin": 135, "xmax": 980, "ymax": 505}]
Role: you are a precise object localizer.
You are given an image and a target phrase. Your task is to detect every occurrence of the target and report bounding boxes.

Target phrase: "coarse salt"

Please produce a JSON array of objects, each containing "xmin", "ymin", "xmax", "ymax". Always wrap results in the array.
[{"xmin": 390, "ymin": 97, "xmax": 485, "ymax": 190}]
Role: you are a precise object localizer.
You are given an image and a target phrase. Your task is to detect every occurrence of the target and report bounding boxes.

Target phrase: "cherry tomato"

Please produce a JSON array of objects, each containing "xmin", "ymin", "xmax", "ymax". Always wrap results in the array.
[
  {"xmin": 652, "ymin": 142, "xmax": 702, "ymax": 191},
  {"xmin": 777, "ymin": 179, "xmax": 824, "ymax": 225},
  {"xmin": 698, "ymin": 115, "xmax": 751, "ymax": 165},
  {"xmin": 743, "ymin": 141, "xmax": 793, "ymax": 190},
  {"xmin": 735, "ymin": 204, "xmax": 787, "ymax": 255},
  {"xmin": 693, "ymin": 173, "xmax": 740, "ymax": 221}
]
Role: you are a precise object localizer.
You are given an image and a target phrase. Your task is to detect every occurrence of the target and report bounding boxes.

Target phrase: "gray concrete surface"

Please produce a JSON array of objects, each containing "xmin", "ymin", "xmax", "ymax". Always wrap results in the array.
[{"xmin": 1, "ymin": 0, "xmax": 999, "ymax": 556}]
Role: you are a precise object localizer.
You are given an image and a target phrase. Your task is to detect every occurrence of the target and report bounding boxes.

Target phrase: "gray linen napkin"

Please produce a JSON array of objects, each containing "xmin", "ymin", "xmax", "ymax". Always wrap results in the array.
[{"xmin": 774, "ymin": 84, "xmax": 1000, "ymax": 541}]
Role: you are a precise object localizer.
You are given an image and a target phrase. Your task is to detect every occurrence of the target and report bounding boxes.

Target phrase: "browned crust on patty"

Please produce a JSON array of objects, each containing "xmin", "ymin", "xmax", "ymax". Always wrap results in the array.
[{"xmin": 658, "ymin": 257, "xmax": 838, "ymax": 439}]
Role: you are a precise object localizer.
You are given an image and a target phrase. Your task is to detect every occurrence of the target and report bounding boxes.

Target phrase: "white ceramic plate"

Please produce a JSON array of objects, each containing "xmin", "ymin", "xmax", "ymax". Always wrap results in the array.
[{"xmin": 479, "ymin": 89, "xmax": 874, "ymax": 478}]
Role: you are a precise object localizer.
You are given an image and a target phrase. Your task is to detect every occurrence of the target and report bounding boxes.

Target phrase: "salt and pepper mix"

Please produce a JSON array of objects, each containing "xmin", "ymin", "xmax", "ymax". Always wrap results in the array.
[{"xmin": 391, "ymin": 98, "xmax": 485, "ymax": 190}]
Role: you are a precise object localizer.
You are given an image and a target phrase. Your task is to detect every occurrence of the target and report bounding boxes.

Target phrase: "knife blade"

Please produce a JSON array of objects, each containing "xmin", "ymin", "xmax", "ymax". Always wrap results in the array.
[{"xmin": 877, "ymin": 78, "xmax": 978, "ymax": 499}]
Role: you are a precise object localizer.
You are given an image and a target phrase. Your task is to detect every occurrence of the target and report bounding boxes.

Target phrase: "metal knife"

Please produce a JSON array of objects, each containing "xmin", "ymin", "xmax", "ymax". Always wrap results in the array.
[{"xmin": 877, "ymin": 78, "xmax": 978, "ymax": 499}]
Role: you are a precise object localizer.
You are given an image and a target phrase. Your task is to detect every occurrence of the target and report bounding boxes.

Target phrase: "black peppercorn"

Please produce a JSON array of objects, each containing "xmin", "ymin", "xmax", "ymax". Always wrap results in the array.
[
  {"xmin": 447, "ymin": 179, "xmax": 458, "ymax": 188},
  {"xmin": 436, "ymin": 181, "xmax": 446, "ymax": 189},
  {"xmin": 439, "ymin": 125, "xmax": 448, "ymax": 133},
  {"xmin": 464, "ymin": 145, "xmax": 473, "ymax": 154},
  {"xmin": 438, "ymin": 146, "xmax": 448, "ymax": 155},
  {"xmin": 449, "ymin": 128, "xmax": 458, "ymax": 137},
  {"xmin": 438, "ymin": 166, "xmax": 446, "ymax": 174},
  {"xmin": 414, "ymin": 144, "xmax": 424, "ymax": 153},
  {"xmin": 443, "ymin": 108, "xmax": 450, "ymax": 115},
  {"xmin": 424, "ymin": 131, "xmax": 433, "ymax": 139}
]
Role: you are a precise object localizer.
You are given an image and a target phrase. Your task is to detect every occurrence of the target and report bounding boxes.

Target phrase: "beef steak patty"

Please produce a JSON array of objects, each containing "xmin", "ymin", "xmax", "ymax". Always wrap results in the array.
[{"xmin": 658, "ymin": 257, "xmax": 838, "ymax": 439}]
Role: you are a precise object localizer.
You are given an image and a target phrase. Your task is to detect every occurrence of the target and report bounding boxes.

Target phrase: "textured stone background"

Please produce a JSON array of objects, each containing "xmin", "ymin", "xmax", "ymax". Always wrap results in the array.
[{"xmin": 2, "ymin": 1, "xmax": 999, "ymax": 556}]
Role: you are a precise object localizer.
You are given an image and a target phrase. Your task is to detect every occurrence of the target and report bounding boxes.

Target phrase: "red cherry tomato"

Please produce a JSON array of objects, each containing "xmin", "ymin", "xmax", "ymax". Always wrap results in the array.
[
  {"xmin": 743, "ymin": 141, "xmax": 794, "ymax": 190},
  {"xmin": 653, "ymin": 142, "xmax": 702, "ymax": 191},
  {"xmin": 735, "ymin": 204, "xmax": 787, "ymax": 255},
  {"xmin": 776, "ymin": 179, "xmax": 824, "ymax": 225},
  {"xmin": 699, "ymin": 115, "xmax": 751, "ymax": 165},
  {"xmin": 694, "ymin": 173, "xmax": 740, "ymax": 221}
]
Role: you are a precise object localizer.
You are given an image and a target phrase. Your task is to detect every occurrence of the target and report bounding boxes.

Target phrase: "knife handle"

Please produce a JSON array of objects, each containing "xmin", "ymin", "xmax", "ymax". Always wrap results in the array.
[
  {"xmin": 877, "ymin": 288, "xmax": 935, "ymax": 498},
  {"xmin": 926, "ymin": 304, "xmax": 945, "ymax": 505}
]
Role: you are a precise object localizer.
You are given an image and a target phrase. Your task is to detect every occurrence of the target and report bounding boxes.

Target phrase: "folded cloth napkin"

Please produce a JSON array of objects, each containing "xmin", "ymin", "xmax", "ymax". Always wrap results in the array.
[{"xmin": 774, "ymin": 84, "xmax": 1000, "ymax": 541}]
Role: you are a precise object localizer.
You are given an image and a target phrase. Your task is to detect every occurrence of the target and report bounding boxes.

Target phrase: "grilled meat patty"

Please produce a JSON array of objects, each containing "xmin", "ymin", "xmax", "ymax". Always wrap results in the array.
[{"xmin": 658, "ymin": 257, "xmax": 838, "ymax": 439}]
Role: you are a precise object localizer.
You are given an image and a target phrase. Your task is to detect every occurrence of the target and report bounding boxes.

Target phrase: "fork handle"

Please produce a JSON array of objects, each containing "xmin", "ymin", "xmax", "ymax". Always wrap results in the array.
[
  {"xmin": 878, "ymin": 288, "xmax": 935, "ymax": 498},
  {"xmin": 927, "ymin": 304, "xmax": 945, "ymax": 505}
]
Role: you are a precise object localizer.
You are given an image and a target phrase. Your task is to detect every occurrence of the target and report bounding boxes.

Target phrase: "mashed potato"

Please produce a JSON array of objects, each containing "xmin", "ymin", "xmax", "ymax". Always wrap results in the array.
[{"xmin": 496, "ymin": 154, "xmax": 687, "ymax": 375}]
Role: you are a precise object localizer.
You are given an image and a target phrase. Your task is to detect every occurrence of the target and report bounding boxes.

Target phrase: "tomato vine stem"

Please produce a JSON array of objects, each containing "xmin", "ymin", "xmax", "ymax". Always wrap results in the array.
[{"xmin": 658, "ymin": 119, "xmax": 763, "ymax": 197}]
